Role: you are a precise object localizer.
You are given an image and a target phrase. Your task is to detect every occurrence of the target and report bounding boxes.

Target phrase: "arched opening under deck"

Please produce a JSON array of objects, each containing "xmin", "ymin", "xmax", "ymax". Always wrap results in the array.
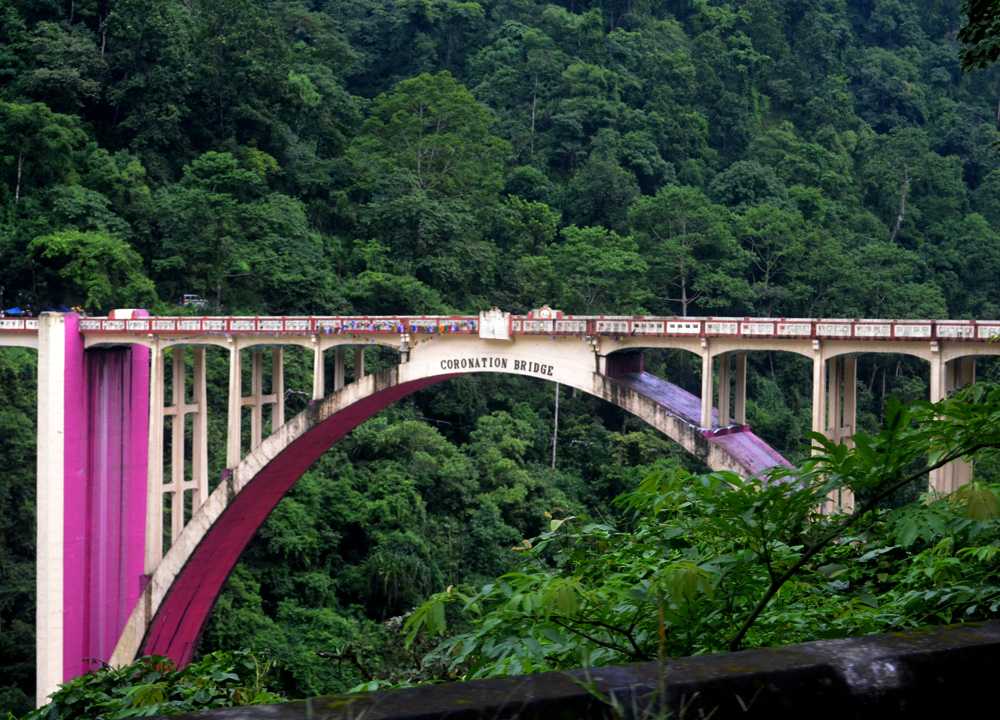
[{"xmin": 112, "ymin": 357, "xmax": 794, "ymax": 670}]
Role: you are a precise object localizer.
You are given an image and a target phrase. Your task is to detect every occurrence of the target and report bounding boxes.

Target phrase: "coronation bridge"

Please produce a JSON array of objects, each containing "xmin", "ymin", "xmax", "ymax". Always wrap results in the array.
[{"xmin": 1, "ymin": 307, "xmax": 996, "ymax": 705}]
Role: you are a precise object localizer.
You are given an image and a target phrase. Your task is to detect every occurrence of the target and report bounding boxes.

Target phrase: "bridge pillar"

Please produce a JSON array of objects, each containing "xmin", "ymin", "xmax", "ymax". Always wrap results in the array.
[
  {"xmin": 718, "ymin": 354, "xmax": 731, "ymax": 426},
  {"xmin": 811, "ymin": 343, "xmax": 826, "ymax": 449},
  {"xmin": 163, "ymin": 347, "xmax": 209, "ymax": 548},
  {"xmin": 700, "ymin": 345, "xmax": 713, "ymax": 428},
  {"xmin": 822, "ymin": 355, "xmax": 857, "ymax": 513},
  {"xmin": 713, "ymin": 352, "xmax": 747, "ymax": 427},
  {"xmin": 244, "ymin": 349, "xmax": 283, "ymax": 451},
  {"xmin": 273, "ymin": 347, "xmax": 285, "ymax": 428},
  {"xmin": 930, "ymin": 355, "xmax": 976, "ymax": 493},
  {"xmin": 226, "ymin": 343, "xmax": 242, "ymax": 468},
  {"xmin": 311, "ymin": 338, "xmax": 324, "ymax": 400},
  {"xmin": 734, "ymin": 352, "xmax": 747, "ymax": 425},
  {"xmin": 354, "ymin": 347, "xmax": 365, "ymax": 380},
  {"xmin": 36, "ymin": 313, "xmax": 150, "ymax": 705},
  {"xmin": 334, "ymin": 347, "xmax": 345, "ymax": 390}
]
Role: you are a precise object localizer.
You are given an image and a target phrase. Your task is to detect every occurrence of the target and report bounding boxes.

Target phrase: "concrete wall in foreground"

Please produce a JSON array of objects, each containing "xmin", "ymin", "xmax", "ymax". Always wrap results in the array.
[{"xmin": 166, "ymin": 621, "xmax": 1000, "ymax": 720}]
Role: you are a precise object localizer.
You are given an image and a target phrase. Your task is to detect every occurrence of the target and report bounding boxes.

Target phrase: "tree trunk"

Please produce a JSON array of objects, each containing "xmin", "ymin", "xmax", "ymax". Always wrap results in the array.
[
  {"xmin": 680, "ymin": 273, "xmax": 689, "ymax": 316},
  {"xmin": 14, "ymin": 151, "xmax": 23, "ymax": 204},
  {"xmin": 889, "ymin": 168, "xmax": 910, "ymax": 244},
  {"xmin": 529, "ymin": 81, "xmax": 537, "ymax": 158}
]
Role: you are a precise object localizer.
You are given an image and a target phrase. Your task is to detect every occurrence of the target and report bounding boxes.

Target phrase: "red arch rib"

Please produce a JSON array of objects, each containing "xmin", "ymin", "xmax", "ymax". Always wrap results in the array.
[{"xmin": 141, "ymin": 375, "xmax": 452, "ymax": 664}]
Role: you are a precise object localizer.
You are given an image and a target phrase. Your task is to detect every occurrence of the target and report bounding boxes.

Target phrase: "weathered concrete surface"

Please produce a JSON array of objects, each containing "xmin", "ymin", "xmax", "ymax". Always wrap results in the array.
[
  {"xmin": 598, "ymin": 372, "xmax": 791, "ymax": 477},
  {"xmin": 165, "ymin": 621, "xmax": 1000, "ymax": 720}
]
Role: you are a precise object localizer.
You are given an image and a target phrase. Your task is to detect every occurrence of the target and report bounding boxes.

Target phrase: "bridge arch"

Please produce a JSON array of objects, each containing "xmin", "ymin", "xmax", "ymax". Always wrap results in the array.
[{"xmin": 110, "ymin": 354, "xmax": 781, "ymax": 668}]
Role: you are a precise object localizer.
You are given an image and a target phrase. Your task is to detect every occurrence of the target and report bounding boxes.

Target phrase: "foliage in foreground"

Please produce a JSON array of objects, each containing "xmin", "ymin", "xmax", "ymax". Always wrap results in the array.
[
  {"xmin": 17, "ymin": 651, "xmax": 282, "ymax": 720},
  {"xmin": 405, "ymin": 387, "xmax": 1000, "ymax": 680}
]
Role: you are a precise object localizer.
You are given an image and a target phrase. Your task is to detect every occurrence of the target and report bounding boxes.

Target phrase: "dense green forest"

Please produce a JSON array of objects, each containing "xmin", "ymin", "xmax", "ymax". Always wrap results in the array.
[{"xmin": 1, "ymin": 0, "xmax": 999, "ymax": 714}]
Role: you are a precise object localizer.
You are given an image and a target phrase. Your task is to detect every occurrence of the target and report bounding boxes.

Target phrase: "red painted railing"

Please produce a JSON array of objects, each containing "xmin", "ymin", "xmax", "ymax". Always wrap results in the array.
[{"xmin": 3, "ymin": 315, "xmax": 998, "ymax": 343}]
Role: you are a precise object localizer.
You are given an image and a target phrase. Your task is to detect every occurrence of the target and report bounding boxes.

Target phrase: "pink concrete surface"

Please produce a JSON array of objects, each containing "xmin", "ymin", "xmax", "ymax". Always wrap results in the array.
[
  {"xmin": 616, "ymin": 371, "xmax": 717, "ymax": 426},
  {"xmin": 125, "ymin": 334, "xmax": 150, "ymax": 615},
  {"xmin": 62, "ymin": 308, "xmax": 150, "ymax": 682},
  {"xmin": 141, "ymin": 376, "xmax": 454, "ymax": 665},
  {"xmin": 709, "ymin": 430, "xmax": 793, "ymax": 477},
  {"xmin": 80, "ymin": 346, "xmax": 150, "ymax": 674},
  {"xmin": 61, "ymin": 314, "xmax": 87, "ymax": 680}
]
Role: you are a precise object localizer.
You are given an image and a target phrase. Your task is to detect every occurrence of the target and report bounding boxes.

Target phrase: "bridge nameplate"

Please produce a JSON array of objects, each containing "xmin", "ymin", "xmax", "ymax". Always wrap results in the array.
[{"xmin": 440, "ymin": 355, "xmax": 555, "ymax": 377}]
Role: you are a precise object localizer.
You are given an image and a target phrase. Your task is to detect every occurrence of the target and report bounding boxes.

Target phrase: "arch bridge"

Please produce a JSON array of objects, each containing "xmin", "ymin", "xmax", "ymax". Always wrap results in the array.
[{"xmin": 2, "ymin": 308, "xmax": 997, "ymax": 705}]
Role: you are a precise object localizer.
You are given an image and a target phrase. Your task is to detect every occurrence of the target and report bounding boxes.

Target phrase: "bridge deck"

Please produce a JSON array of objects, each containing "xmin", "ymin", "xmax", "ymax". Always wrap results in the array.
[{"xmin": 615, "ymin": 371, "xmax": 791, "ymax": 476}]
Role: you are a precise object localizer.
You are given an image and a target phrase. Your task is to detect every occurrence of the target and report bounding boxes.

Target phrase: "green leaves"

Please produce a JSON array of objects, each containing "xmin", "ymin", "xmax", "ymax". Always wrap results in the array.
[
  {"xmin": 402, "ymin": 385, "xmax": 1000, "ymax": 679},
  {"xmin": 25, "ymin": 652, "xmax": 283, "ymax": 720},
  {"xmin": 959, "ymin": 1, "xmax": 1000, "ymax": 69},
  {"xmin": 29, "ymin": 229, "xmax": 156, "ymax": 311}
]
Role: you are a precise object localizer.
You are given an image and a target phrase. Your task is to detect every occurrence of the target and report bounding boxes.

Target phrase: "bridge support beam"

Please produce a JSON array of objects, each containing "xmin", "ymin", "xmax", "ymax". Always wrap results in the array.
[
  {"xmin": 334, "ymin": 347, "xmax": 345, "ymax": 391},
  {"xmin": 714, "ymin": 352, "xmax": 747, "ymax": 427},
  {"xmin": 930, "ymin": 355, "xmax": 976, "ymax": 493},
  {"xmin": 734, "ymin": 352, "xmax": 747, "ymax": 425},
  {"xmin": 161, "ymin": 347, "xmax": 209, "ymax": 549},
  {"xmin": 821, "ymin": 355, "xmax": 858, "ymax": 513},
  {"xmin": 36, "ymin": 313, "xmax": 150, "ymax": 705},
  {"xmin": 718, "ymin": 355, "xmax": 731, "ymax": 426},
  {"xmin": 226, "ymin": 343, "xmax": 242, "ymax": 468},
  {"xmin": 311, "ymin": 339, "xmax": 324, "ymax": 400},
  {"xmin": 354, "ymin": 347, "xmax": 365, "ymax": 381},
  {"xmin": 700, "ymin": 345, "xmax": 713, "ymax": 429}
]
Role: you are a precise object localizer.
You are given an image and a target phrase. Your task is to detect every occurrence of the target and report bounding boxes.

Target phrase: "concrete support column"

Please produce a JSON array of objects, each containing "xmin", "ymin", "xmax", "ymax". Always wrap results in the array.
[
  {"xmin": 168, "ymin": 347, "xmax": 186, "ymax": 543},
  {"xmin": 929, "ymin": 351, "xmax": 945, "ymax": 404},
  {"xmin": 226, "ymin": 344, "xmax": 242, "ymax": 468},
  {"xmin": 272, "ymin": 347, "xmax": 284, "ymax": 428},
  {"xmin": 333, "ymin": 347, "xmax": 345, "ymax": 391},
  {"xmin": 842, "ymin": 356, "xmax": 857, "ymax": 445},
  {"xmin": 930, "ymin": 355, "xmax": 976, "ymax": 493},
  {"xmin": 734, "ymin": 352, "xmax": 747, "ymax": 425},
  {"xmin": 249, "ymin": 350, "xmax": 264, "ymax": 449},
  {"xmin": 811, "ymin": 343, "xmax": 826, "ymax": 452},
  {"xmin": 145, "ymin": 343, "xmax": 164, "ymax": 572},
  {"xmin": 160, "ymin": 347, "xmax": 209, "ymax": 545},
  {"xmin": 192, "ymin": 348, "xmax": 208, "ymax": 506},
  {"xmin": 311, "ymin": 340, "xmax": 324, "ymax": 400},
  {"xmin": 38, "ymin": 312, "xmax": 150, "ymax": 704},
  {"xmin": 36, "ymin": 314, "xmax": 80, "ymax": 703},
  {"xmin": 718, "ymin": 353, "xmax": 731, "ymax": 426},
  {"xmin": 700, "ymin": 345, "xmax": 713, "ymax": 429},
  {"xmin": 827, "ymin": 357, "xmax": 842, "ymax": 444},
  {"xmin": 354, "ymin": 347, "xmax": 365, "ymax": 381}
]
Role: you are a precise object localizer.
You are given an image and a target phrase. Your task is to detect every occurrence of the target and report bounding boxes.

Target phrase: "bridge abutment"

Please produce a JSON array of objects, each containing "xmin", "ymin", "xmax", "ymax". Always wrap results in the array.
[{"xmin": 36, "ymin": 313, "xmax": 150, "ymax": 705}]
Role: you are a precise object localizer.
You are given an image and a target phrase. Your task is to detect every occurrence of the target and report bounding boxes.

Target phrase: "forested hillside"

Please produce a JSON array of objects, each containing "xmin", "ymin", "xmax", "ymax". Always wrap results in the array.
[{"xmin": 1, "ymin": 0, "xmax": 999, "ymax": 712}]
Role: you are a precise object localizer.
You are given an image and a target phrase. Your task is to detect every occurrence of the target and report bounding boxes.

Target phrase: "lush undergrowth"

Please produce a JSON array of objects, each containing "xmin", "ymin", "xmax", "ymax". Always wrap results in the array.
[{"xmin": 11, "ymin": 652, "xmax": 282, "ymax": 720}]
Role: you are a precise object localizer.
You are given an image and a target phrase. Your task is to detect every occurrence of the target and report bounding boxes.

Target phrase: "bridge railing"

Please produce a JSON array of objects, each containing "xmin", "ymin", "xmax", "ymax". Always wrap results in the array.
[
  {"xmin": 77, "ymin": 316, "xmax": 481, "ymax": 336},
  {"xmin": 54, "ymin": 314, "xmax": 1000, "ymax": 343},
  {"xmin": 0, "ymin": 318, "xmax": 39, "ymax": 332}
]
